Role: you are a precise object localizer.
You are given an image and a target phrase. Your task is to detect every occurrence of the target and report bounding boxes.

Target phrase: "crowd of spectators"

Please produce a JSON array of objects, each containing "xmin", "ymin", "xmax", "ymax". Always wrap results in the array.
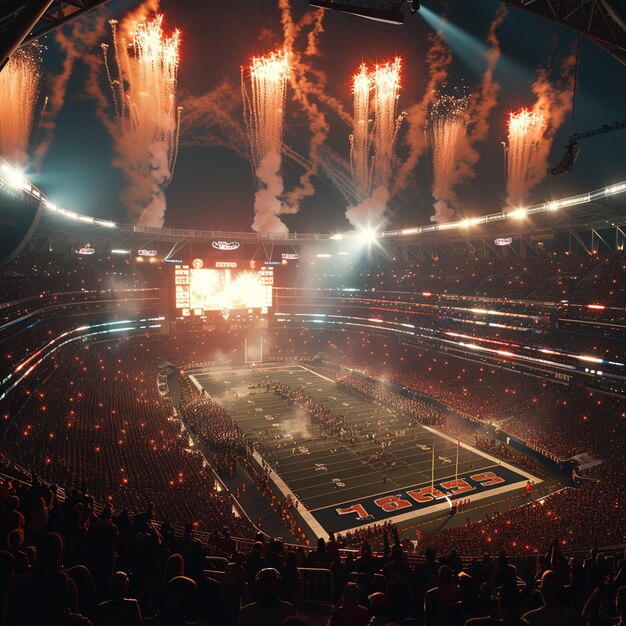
[
  {"xmin": 0, "ymin": 473, "xmax": 623, "ymax": 626},
  {"xmin": 1, "ymin": 317, "xmax": 624, "ymax": 558},
  {"xmin": 351, "ymin": 252, "xmax": 625, "ymax": 305},
  {"xmin": 473, "ymin": 439, "xmax": 540, "ymax": 474},
  {"xmin": 178, "ymin": 395, "xmax": 251, "ymax": 477},
  {"xmin": 0, "ymin": 252, "xmax": 152, "ymax": 302},
  {"xmin": 0, "ymin": 336, "xmax": 253, "ymax": 537},
  {"xmin": 0, "ymin": 247, "xmax": 624, "ymax": 623},
  {"xmin": 321, "ymin": 334, "xmax": 625, "ymax": 460},
  {"xmin": 335, "ymin": 374, "xmax": 446, "ymax": 429}
]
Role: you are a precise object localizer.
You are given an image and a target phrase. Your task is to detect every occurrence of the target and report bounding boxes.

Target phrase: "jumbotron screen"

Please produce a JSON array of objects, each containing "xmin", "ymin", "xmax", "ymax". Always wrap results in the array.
[{"xmin": 174, "ymin": 259, "xmax": 273, "ymax": 317}]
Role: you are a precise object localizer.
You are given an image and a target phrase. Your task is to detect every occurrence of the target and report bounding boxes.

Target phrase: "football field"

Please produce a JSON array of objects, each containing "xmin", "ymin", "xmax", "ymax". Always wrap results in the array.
[{"xmin": 191, "ymin": 364, "xmax": 539, "ymax": 533}]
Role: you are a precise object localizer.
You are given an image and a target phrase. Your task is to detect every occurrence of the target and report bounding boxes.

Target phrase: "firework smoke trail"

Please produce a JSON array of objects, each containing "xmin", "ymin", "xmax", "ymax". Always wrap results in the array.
[
  {"xmin": 346, "ymin": 58, "xmax": 403, "ymax": 228},
  {"xmin": 393, "ymin": 33, "xmax": 451, "ymax": 197},
  {"xmin": 350, "ymin": 65, "xmax": 371, "ymax": 194},
  {"xmin": 181, "ymin": 78, "xmax": 248, "ymax": 158},
  {"xmin": 306, "ymin": 8, "xmax": 325, "ymax": 56},
  {"xmin": 429, "ymin": 94, "xmax": 469, "ymax": 222},
  {"xmin": 527, "ymin": 52, "xmax": 576, "ymax": 188},
  {"xmin": 467, "ymin": 5, "xmax": 507, "ymax": 146},
  {"xmin": 35, "ymin": 11, "xmax": 109, "ymax": 170},
  {"xmin": 319, "ymin": 145, "xmax": 361, "ymax": 205},
  {"xmin": 277, "ymin": 2, "xmax": 339, "ymax": 214},
  {"xmin": 0, "ymin": 45, "xmax": 41, "ymax": 166},
  {"xmin": 242, "ymin": 50, "xmax": 290, "ymax": 233},
  {"xmin": 445, "ymin": 5, "xmax": 506, "ymax": 212},
  {"xmin": 102, "ymin": 13, "xmax": 181, "ymax": 227},
  {"xmin": 283, "ymin": 143, "xmax": 359, "ymax": 205},
  {"xmin": 279, "ymin": 0, "xmax": 351, "ymax": 125},
  {"xmin": 505, "ymin": 108, "xmax": 546, "ymax": 207}
]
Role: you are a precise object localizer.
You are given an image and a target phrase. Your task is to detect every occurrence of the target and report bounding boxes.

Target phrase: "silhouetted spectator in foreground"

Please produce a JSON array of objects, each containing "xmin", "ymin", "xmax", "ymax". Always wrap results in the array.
[
  {"xmin": 7, "ymin": 528, "xmax": 30, "ymax": 575},
  {"xmin": 239, "ymin": 567, "xmax": 295, "ymax": 626},
  {"xmin": 367, "ymin": 591, "xmax": 392, "ymax": 626},
  {"xmin": 616, "ymin": 586, "xmax": 626, "ymax": 626},
  {"xmin": 307, "ymin": 538, "xmax": 331, "ymax": 569},
  {"xmin": 329, "ymin": 582, "xmax": 370, "ymax": 626},
  {"xmin": 326, "ymin": 532, "xmax": 340, "ymax": 565},
  {"xmin": 0, "ymin": 495, "xmax": 24, "ymax": 541},
  {"xmin": 424, "ymin": 565, "xmax": 462, "ymax": 626},
  {"xmin": 145, "ymin": 576, "xmax": 207, "ymax": 626},
  {"xmin": 465, "ymin": 582, "xmax": 527, "ymax": 625},
  {"xmin": 96, "ymin": 571, "xmax": 141, "ymax": 626},
  {"xmin": 522, "ymin": 569, "xmax": 585, "ymax": 626},
  {"xmin": 247, "ymin": 541, "xmax": 267, "ymax": 585},
  {"xmin": 185, "ymin": 545, "xmax": 223, "ymax": 626}
]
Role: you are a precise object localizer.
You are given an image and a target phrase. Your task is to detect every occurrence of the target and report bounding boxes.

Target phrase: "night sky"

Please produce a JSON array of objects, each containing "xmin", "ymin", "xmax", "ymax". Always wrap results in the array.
[{"xmin": 29, "ymin": 0, "xmax": 626, "ymax": 232}]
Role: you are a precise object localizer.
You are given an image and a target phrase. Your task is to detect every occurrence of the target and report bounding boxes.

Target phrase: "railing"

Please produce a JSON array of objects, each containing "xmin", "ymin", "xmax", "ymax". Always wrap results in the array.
[{"xmin": 299, "ymin": 568, "xmax": 334, "ymax": 608}]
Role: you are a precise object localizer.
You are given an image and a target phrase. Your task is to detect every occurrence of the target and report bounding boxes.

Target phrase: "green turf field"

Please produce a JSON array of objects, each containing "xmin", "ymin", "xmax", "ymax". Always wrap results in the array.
[{"xmin": 192, "ymin": 364, "xmax": 538, "ymax": 532}]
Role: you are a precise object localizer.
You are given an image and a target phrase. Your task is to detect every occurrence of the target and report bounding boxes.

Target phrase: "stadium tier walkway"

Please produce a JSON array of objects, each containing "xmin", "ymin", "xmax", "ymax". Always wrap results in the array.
[
  {"xmin": 221, "ymin": 459, "xmax": 304, "ymax": 543},
  {"xmin": 174, "ymin": 404, "xmax": 301, "ymax": 542}
]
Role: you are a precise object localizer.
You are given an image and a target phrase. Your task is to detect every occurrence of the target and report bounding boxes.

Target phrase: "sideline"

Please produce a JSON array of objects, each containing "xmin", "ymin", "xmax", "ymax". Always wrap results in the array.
[{"xmin": 251, "ymin": 450, "xmax": 327, "ymax": 539}]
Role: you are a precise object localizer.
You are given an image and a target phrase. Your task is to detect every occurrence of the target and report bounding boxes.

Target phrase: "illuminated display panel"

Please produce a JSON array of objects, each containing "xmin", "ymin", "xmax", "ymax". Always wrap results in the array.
[{"xmin": 174, "ymin": 260, "xmax": 273, "ymax": 317}]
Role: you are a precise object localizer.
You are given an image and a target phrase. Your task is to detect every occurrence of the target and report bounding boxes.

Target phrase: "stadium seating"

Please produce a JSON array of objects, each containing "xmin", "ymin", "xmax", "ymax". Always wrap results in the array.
[{"xmin": 0, "ymin": 249, "xmax": 624, "ymax": 624}]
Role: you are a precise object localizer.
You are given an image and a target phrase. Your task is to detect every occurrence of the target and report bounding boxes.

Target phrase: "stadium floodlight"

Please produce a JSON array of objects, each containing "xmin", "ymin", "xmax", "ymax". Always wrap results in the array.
[
  {"xmin": 2, "ymin": 163, "xmax": 26, "ymax": 190},
  {"xmin": 357, "ymin": 227, "xmax": 379, "ymax": 244},
  {"xmin": 509, "ymin": 208, "xmax": 527, "ymax": 219}
]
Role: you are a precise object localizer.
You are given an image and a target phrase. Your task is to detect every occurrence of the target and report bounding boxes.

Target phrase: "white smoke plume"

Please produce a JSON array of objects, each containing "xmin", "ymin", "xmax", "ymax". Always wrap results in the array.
[
  {"xmin": 345, "ymin": 185, "xmax": 390, "ymax": 229},
  {"xmin": 253, "ymin": 152, "xmax": 289, "ymax": 233}
]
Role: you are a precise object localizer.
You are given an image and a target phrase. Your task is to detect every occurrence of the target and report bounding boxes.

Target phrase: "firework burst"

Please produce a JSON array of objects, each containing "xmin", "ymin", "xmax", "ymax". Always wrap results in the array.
[
  {"xmin": 371, "ymin": 57, "xmax": 403, "ymax": 190},
  {"xmin": 349, "ymin": 64, "xmax": 371, "ymax": 194},
  {"xmin": 0, "ymin": 45, "xmax": 41, "ymax": 166},
  {"xmin": 242, "ymin": 49, "xmax": 291, "ymax": 233},
  {"xmin": 346, "ymin": 58, "xmax": 403, "ymax": 228},
  {"xmin": 102, "ymin": 14, "xmax": 181, "ymax": 227},
  {"xmin": 429, "ymin": 93, "xmax": 469, "ymax": 222},
  {"xmin": 505, "ymin": 107, "xmax": 546, "ymax": 207}
]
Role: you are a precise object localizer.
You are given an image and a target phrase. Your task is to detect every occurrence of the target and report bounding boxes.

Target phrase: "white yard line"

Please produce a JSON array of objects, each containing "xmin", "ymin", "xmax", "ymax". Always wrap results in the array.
[
  {"xmin": 188, "ymin": 375, "xmax": 203, "ymax": 394},
  {"xmin": 299, "ymin": 364, "xmax": 336, "ymax": 383}
]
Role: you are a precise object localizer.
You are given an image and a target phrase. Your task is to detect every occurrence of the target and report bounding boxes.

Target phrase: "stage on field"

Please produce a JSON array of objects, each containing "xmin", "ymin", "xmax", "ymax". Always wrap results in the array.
[{"xmin": 191, "ymin": 364, "xmax": 540, "ymax": 533}]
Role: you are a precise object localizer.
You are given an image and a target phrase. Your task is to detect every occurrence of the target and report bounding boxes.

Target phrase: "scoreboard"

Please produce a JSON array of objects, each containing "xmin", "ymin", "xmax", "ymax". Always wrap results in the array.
[{"xmin": 174, "ymin": 259, "xmax": 273, "ymax": 317}]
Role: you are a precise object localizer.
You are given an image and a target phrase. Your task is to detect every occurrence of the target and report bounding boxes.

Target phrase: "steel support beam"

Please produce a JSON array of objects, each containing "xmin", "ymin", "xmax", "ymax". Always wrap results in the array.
[
  {"xmin": 0, "ymin": 1, "xmax": 112, "ymax": 66},
  {"xmin": 0, "ymin": 0, "xmax": 53, "ymax": 71},
  {"xmin": 501, "ymin": 0, "xmax": 626, "ymax": 65}
]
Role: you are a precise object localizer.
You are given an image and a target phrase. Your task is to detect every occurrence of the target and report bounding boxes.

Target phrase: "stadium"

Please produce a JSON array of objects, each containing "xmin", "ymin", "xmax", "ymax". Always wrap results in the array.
[{"xmin": 0, "ymin": 1, "xmax": 625, "ymax": 625}]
